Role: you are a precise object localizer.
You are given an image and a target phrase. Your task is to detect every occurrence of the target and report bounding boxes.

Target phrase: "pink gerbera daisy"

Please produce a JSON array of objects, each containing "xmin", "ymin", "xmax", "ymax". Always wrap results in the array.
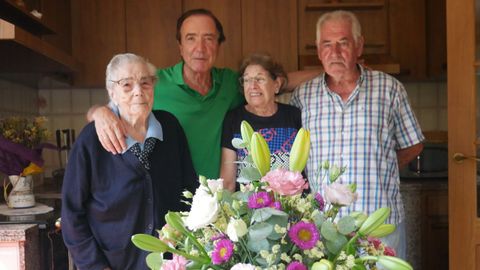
[
  {"xmin": 286, "ymin": 261, "xmax": 308, "ymax": 270},
  {"xmin": 288, "ymin": 221, "xmax": 320, "ymax": 250},
  {"xmin": 211, "ymin": 239, "xmax": 234, "ymax": 265},
  {"xmin": 248, "ymin": 192, "xmax": 272, "ymax": 209}
]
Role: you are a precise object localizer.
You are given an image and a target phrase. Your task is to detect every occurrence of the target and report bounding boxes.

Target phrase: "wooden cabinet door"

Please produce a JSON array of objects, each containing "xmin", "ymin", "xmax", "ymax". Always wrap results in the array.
[
  {"xmin": 447, "ymin": 0, "xmax": 479, "ymax": 269},
  {"xmin": 241, "ymin": 0, "xmax": 298, "ymax": 72},
  {"xmin": 71, "ymin": 0, "xmax": 126, "ymax": 86},
  {"xmin": 125, "ymin": 0, "xmax": 181, "ymax": 69}
]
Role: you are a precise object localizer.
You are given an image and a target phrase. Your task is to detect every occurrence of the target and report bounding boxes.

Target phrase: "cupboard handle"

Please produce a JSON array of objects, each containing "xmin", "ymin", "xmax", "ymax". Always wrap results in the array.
[{"xmin": 453, "ymin": 152, "xmax": 480, "ymax": 163}]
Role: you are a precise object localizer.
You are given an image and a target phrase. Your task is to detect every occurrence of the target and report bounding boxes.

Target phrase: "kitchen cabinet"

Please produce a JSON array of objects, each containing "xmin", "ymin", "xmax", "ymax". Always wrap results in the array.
[
  {"xmin": 401, "ymin": 179, "xmax": 448, "ymax": 270},
  {"xmin": 422, "ymin": 188, "xmax": 448, "ymax": 270},
  {"xmin": 0, "ymin": 0, "xmax": 79, "ymax": 85},
  {"xmin": 71, "ymin": 0, "xmax": 298, "ymax": 86},
  {"xmin": 241, "ymin": 0, "xmax": 298, "ymax": 72},
  {"xmin": 70, "ymin": 0, "xmax": 126, "ymax": 87},
  {"xmin": 125, "ymin": 0, "xmax": 182, "ymax": 70},
  {"xmin": 298, "ymin": 0, "xmax": 446, "ymax": 79}
]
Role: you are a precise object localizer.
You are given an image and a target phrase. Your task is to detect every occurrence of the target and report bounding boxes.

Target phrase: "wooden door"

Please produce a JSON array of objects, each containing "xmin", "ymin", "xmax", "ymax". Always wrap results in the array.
[{"xmin": 447, "ymin": 0, "xmax": 479, "ymax": 269}]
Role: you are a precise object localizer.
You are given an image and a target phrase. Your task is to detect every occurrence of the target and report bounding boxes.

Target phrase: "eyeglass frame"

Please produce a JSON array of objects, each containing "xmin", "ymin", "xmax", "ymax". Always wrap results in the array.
[
  {"xmin": 238, "ymin": 75, "xmax": 271, "ymax": 86},
  {"xmin": 109, "ymin": 75, "xmax": 158, "ymax": 91}
]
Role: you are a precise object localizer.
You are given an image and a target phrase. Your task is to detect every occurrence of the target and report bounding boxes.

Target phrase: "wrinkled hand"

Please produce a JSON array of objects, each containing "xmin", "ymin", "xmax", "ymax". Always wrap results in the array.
[{"xmin": 91, "ymin": 106, "xmax": 127, "ymax": 154}]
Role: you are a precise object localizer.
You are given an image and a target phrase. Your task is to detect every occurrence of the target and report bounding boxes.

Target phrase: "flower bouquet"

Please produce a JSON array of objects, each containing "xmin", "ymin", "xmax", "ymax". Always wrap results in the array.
[
  {"xmin": 132, "ymin": 121, "xmax": 413, "ymax": 270},
  {"xmin": 0, "ymin": 116, "xmax": 53, "ymax": 207}
]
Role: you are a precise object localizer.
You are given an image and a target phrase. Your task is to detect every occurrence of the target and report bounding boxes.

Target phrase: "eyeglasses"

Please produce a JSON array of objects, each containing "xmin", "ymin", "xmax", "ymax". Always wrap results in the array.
[
  {"xmin": 239, "ymin": 76, "xmax": 268, "ymax": 86},
  {"xmin": 110, "ymin": 76, "xmax": 157, "ymax": 91}
]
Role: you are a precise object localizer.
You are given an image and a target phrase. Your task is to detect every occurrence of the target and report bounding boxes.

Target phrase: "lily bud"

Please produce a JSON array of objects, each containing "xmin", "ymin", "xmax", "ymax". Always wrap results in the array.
[
  {"xmin": 312, "ymin": 259, "xmax": 333, "ymax": 270},
  {"xmin": 368, "ymin": 224, "xmax": 396, "ymax": 238},
  {"xmin": 349, "ymin": 211, "xmax": 368, "ymax": 228},
  {"xmin": 182, "ymin": 190, "xmax": 193, "ymax": 199},
  {"xmin": 199, "ymin": 175, "xmax": 207, "ymax": 187},
  {"xmin": 131, "ymin": 234, "xmax": 170, "ymax": 253},
  {"xmin": 289, "ymin": 128, "xmax": 310, "ymax": 172},
  {"xmin": 251, "ymin": 132, "xmax": 271, "ymax": 176},
  {"xmin": 240, "ymin": 121, "xmax": 254, "ymax": 148},
  {"xmin": 377, "ymin": 256, "xmax": 413, "ymax": 270},
  {"xmin": 358, "ymin": 207, "xmax": 390, "ymax": 236},
  {"xmin": 165, "ymin": 212, "xmax": 187, "ymax": 235}
]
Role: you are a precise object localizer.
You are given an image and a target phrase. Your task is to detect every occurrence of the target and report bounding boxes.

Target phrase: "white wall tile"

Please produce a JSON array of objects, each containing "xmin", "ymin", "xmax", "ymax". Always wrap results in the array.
[
  {"xmin": 404, "ymin": 83, "xmax": 419, "ymax": 108},
  {"xmin": 417, "ymin": 108, "xmax": 438, "ymax": 131},
  {"xmin": 90, "ymin": 88, "xmax": 109, "ymax": 105},
  {"xmin": 72, "ymin": 115, "xmax": 88, "ymax": 136},
  {"xmin": 38, "ymin": 89, "xmax": 51, "ymax": 114},
  {"xmin": 438, "ymin": 82, "xmax": 447, "ymax": 107},
  {"xmin": 418, "ymin": 83, "xmax": 438, "ymax": 107},
  {"xmin": 71, "ymin": 90, "xmax": 91, "ymax": 114},
  {"xmin": 50, "ymin": 89, "xmax": 72, "ymax": 113},
  {"xmin": 438, "ymin": 109, "xmax": 447, "ymax": 131}
]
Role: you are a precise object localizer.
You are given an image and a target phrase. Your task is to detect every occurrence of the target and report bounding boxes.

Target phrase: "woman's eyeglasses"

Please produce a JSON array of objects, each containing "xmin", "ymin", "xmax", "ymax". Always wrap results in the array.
[{"xmin": 110, "ymin": 76, "xmax": 157, "ymax": 91}]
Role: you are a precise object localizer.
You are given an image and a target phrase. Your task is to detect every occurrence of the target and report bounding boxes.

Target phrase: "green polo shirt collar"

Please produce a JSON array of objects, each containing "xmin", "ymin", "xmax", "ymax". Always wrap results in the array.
[{"xmin": 171, "ymin": 62, "xmax": 222, "ymax": 100}]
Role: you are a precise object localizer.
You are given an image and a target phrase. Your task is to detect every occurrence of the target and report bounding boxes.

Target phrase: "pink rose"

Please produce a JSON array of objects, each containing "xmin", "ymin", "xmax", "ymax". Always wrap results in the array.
[
  {"xmin": 261, "ymin": 168, "xmax": 308, "ymax": 196},
  {"xmin": 323, "ymin": 182, "xmax": 358, "ymax": 206},
  {"xmin": 161, "ymin": 254, "xmax": 187, "ymax": 270}
]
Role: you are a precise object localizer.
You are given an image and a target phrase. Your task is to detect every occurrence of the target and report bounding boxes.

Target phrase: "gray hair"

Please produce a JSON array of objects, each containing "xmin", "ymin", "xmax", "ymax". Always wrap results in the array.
[
  {"xmin": 315, "ymin": 10, "xmax": 362, "ymax": 45},
  {"xmin": 105, "ymin": 53, "xmax": 157, "ymax": 91}
]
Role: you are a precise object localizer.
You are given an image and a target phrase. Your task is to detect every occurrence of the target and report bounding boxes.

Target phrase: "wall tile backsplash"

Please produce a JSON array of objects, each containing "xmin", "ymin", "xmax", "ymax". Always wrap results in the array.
[{"xmin": 0, "ymin": 78, "xmax": 446, "ymax": 177}]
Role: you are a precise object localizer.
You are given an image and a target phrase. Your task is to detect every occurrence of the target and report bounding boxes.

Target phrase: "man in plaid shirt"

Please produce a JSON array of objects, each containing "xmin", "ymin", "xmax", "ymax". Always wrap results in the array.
[{"xmin": 290, "ymin": 10, "xmax": 424, "ymax": 260}]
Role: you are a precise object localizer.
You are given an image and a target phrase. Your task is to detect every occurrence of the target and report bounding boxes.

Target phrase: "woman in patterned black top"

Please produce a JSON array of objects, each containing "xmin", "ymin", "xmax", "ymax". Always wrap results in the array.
[{"xmin": 220, "ymin": 53, "xmax": 302, "ymax": 191}]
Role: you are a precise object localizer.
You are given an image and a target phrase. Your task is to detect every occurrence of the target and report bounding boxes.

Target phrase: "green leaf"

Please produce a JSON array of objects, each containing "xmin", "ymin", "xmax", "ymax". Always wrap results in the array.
[
  {"xmin": 239, "ymin": 166, "xmax": 262, "ymax": 181},
  {"xmin": 325, "ymin": 235, "xmax": 348, "ymax": 254},
  {"xmin": 247, "ymin": 238, "xmax": 270, "ymax": 252},
  {"xmin": 312, "ymin": 212, "xmax": 326, "ymax": 227},
  {"xmin": 131, "ymin": 234, "xmax": 169, "ymax": 252},
  {"xmin": 320, "ymin": 220, "xmax": 338, "ymax": 241},
  {"xmin": 252, "ymin": 208, "xmax": 273, "ymax": 222},
  {"xmin": 145, "ymin": 252, "xmax": 163, "ymax": 270},
  {"xmin": 352, "ymin": 264, "xmax": 367, "ymax": 270},
  {"xmin": 337, "ymin": 216, "xmax": 356, "ymax": 235},
  {"xmin": 249, "ymin": 222, "xmax": 273, "ymax": 240},
  {"xmin": 252, "ymin": 208, "xmax": 288, "ymax": 223},
  {"xmin": 266, "ymin": 215, "xmax": 288, "ymax": 240},
  {"xmin": 232, "ymin": 138, "xmax": 246, "ymax": 149}
]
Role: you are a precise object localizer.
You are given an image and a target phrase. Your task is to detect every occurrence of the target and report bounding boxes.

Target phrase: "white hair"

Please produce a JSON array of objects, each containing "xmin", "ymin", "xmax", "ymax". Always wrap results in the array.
[
  {"xmin": 315, "ymin": 10, "xmax": 362, "ymax": 45},
  {"xmin": 105, "ymin": 53, "xmax": 157, "ymax": 92}
]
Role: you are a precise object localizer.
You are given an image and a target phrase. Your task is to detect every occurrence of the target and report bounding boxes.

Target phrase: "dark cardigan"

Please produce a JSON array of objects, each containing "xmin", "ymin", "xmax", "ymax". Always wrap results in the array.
[{"xmin": 61, "ymin": 110, "xmax": 198, "ymax": 270}]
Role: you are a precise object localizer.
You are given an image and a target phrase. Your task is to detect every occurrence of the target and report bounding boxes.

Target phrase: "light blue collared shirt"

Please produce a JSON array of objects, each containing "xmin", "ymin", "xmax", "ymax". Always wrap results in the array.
[{"xmin": 110, "ymin": 105, "xmax": 163, "ymax": 153}]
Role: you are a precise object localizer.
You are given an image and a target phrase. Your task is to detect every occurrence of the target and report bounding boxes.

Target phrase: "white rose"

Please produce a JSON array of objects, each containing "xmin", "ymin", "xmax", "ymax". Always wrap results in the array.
[
  {"xmin": 226, "ymin": 218, "xmax": 248, "ymax": 242},
  {"xmin": 230, "ymin": 263, "xmax": 256, "ymax": 270},
  {"xmin": 324, "ymin": 182, "xmax": 358, "ymax": 206},
  {"xmin": 206, "ymin": 178, "xmax": 224, "ymax": 193},
  {"xmin": 185, "ymin": 188, "xmax": 219, "ymax": 230}
]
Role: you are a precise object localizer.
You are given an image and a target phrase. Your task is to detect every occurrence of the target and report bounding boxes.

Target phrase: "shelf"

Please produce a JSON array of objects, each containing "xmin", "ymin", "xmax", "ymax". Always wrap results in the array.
[
  {"xmin": 0, "ymin": 19, "xmax": 79, "ymax": 75},
  {"xmin": 0, "ymin": 0, "xmax": 54, "ymax": 35},
  {"xmin": 305, "ymin": 1, "xmax": 385, "ymax": 11}
]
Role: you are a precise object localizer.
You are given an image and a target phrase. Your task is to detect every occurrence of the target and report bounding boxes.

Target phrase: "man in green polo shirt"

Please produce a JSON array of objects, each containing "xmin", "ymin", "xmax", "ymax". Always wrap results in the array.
[{"xmin": 91, "ymin": 9, "xmax": 243, "ymax": 179}]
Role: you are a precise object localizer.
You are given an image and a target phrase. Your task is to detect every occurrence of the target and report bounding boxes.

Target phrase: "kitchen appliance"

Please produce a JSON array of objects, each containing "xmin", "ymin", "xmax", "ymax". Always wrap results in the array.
[{"xmin": 52, "ymin": 129, "xmax": 75, "ymax": 188}]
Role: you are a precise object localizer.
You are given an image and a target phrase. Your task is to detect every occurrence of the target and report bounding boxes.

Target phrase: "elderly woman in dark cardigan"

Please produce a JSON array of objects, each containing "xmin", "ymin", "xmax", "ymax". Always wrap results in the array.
[{"xmin": 61, "ymin": 53, "xmax": 197, "ymax": 270}]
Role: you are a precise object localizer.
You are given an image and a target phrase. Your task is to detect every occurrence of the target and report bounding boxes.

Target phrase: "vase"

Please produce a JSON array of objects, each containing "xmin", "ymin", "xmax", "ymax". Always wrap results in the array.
[{"xmin": 6, "ymin": 175, "xmax": 35, "ymax": 208}]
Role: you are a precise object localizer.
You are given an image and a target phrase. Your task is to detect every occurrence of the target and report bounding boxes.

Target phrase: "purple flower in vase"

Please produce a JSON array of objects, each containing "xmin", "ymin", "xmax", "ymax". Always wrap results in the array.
[
  {"xmin": 211, "ymin": 238, "xmax": 234, "ymax": 265},
  {"xmin": 288, "ymin": 221, "xmax": 320, "ymax": 250},
  {"xmin": 248, "ymin": 191, "xmax": 272, "ymax": 209},
  {"xmin": 286, "ymin": 261, "xmax": 308, "ymax": 270},
  {"xmin": 315, "ymin": 192, "xmax": 325, "ymax": 211}
]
